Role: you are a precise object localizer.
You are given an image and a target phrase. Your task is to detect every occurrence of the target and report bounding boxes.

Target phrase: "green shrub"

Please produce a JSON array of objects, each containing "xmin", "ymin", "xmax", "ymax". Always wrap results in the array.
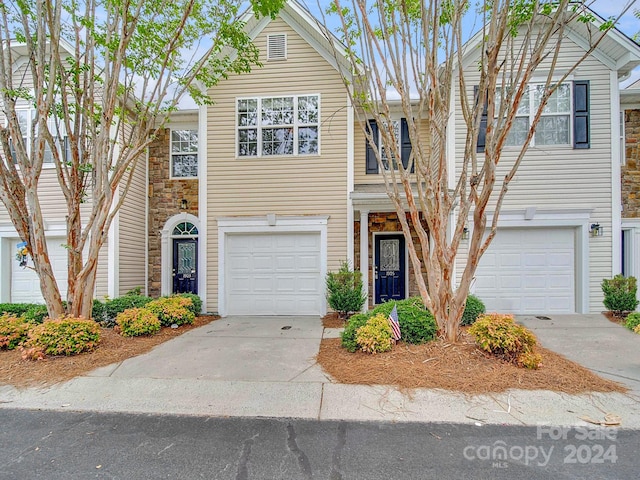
[
  {"xmin": 341, "ymin": 313, "xmax": 370, "ymax": 353},
  {"xmin": 461, "ymin": 294, "xmax": 486, "ymax": 326},
  {"xmin": 356, "ymin": 314, "xmax": 393, "ymax": 354},
  {"xmin": 116, "ymin": 308, "xmax": 161, "ymax": 337},
  {"xmin": 326, "ymin": 261, "xmax": 367, "ymax": 318},
  {"xmin": 145, "ymin": 297, "xmax": 195, "ymax": 326},
  {"xmin": 22, "ymin": 317, "xmax": 100, "ymax": 359},
  {"xmin": 601, "ymin": 275, "xmax": 639, "ymax": 314},
  {"xmin": 625, "ymin": 312, "xmax": 640, "ymax": 331},
  {"xmin": 634, "ymin": 325, "xmax": 640, "ymax": 335},
  {"xmin": 18, "ymin": 305, "xmax": 48, "ymax": 323},
  {"xmin": 98, "ymin": 295, "xmax": 154, "ymax": 327},
  {"xmin": 175, "ymin": 293, "xmax": 201, "ymax": 316},
  {"xmin": 371, "ymin": 297, "xmax": 437, "ymax": 344},
  {"xmin": 0, "ymin": 303, "xmax": 36, "ymax": 317},
  {"xmin": 468, "ymin": 313, "xmax": 539, "ymax": 368},
  {"xmin": 518, "ymin": 351, "xmax": 543, "ymax": 370},
  {"xmin": 0, "ymin": 315, "xmax": 32, "ymax": 350}
]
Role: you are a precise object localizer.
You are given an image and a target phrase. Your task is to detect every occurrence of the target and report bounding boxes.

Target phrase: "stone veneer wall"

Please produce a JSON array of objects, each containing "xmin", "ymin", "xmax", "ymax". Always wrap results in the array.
[
  {"xmin": 354, "ymin": 212, "xmax": 429, "ymax": 308},
  {"xmin": 623, "ymin": 109, "xmax": 640, "ymax": 218},
  {"xmin": 148, "ymin": 128, "xmax": 199, "ymax": 297}
]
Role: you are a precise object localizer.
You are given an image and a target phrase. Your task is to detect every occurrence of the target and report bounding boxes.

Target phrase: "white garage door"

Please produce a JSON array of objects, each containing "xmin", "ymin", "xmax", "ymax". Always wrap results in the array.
[
  {"xmin": 225, "ymin": 233, "xmax": 322, "ymax": 315},
  {"xmin": 11, "ymin": 238, "xmax": 68, "ymax": 303},
  {"xmin": 474, "ymin": 228, "xmax": 575, "ymax": 314}
]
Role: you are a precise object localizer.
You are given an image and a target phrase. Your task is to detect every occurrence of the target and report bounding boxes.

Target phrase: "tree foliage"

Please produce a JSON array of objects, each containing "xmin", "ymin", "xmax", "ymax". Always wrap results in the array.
[
  {"xmin": 0, "ymin": 0, "xmax": 284, "ymax": 318},
  {"xmin": 327, "ymin": 0, "xmax": 628, "ymax": 341}
]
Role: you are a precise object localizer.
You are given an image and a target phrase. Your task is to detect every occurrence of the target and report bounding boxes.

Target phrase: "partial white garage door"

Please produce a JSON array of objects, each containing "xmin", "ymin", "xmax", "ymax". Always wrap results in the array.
[
  {"xmin": 11, "ymin": 238, "xmax": 68, "ymax": 303},
  {"xmin": 474, "ymin": 228, "xmax": 575, "ymax": 314},
  {"xmin": 225, "ymin": 233, "xmax": 322, "ymax": 315}
]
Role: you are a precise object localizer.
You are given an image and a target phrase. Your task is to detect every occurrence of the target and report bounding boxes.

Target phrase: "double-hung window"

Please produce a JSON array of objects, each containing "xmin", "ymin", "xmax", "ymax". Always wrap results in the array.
[
  {"xmin": 499, "ymin": 83, "xmax": 572, "ymax": 147},
  {"xmin": 237, "ymin": 95, "xmax": 319, "ymax": 157},
  {"xmin": 12, "ymin": 108, "xmax": 66, "ymax": 164},
  {"xmin": 171, "ymin": 129, "xmax": 198, "ymax": 178}
]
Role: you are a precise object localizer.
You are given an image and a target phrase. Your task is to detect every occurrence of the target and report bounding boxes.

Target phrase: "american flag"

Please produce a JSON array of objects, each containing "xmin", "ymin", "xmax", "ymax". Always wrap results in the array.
[{"xmin": 388, "ymin": 305, "xmax": 401, "ymax": 341}]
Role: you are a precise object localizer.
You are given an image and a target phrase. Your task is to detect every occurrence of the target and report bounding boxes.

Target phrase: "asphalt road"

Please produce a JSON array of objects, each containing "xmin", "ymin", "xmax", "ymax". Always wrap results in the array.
[{"xmin": 1, "ymin": 409, "xmax": 638, "ymax": 479}]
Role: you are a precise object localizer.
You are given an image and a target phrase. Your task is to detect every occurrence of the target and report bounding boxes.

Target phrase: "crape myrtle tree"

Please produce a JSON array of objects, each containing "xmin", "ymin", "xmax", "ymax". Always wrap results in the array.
[
  {"xmin": 0, "ymin": 0, "xmax": 285, "ymax": 319},
  {"xmin": 327, "ymin": 0, "xmax": 629, "ymax": 341}
]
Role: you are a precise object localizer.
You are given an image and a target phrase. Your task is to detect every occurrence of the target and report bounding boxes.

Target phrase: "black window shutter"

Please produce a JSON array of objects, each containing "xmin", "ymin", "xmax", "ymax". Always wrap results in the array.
[
  {"xmin": 475, "ymin": 85, "xmax": 488, "ymax": 153},
  {"xmin": 365, "ymin": 119, "xmax": 379, "ymax": 174},
  {"xmin": 400, "ymin": 118, "xmax": 414, "ymax": 172},
  {"xmin": 573, "ymin": 80, "xmax": 590, "ymax": 149}
]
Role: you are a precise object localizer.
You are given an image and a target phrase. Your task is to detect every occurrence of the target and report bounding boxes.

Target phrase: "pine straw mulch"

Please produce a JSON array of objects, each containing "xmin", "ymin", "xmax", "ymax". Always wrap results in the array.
[
  {"xmin": 0, "ymin": 315, "xmax": 219, "ymax": 389},
  {"xmin": 316, "ymin": 331, "xmax": 628, "ymax": 395},
  {"xmin": 322, "ymin": 312, "xmax": 348, "ymax": 329}
]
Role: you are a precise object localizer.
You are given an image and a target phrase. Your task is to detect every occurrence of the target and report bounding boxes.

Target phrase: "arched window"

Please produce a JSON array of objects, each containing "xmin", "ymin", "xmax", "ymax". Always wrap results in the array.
[{"xmin": 172, "ymin": 222, "xmax": 198, "ymax": 236}]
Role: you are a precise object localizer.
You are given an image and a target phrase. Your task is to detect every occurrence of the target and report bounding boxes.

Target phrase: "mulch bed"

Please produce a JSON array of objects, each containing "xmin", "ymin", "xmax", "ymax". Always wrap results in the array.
[
  {"xmin": 316, "ymin": 331, "xmax": 628, "ymax": 395},
  {"xmin": 322, "ymin": 312, "xmax": 348, "ymax": 329},
  {"xmin": 0, "ymin": 315, "xmax": 219, "ymax": 388},
  {"xmin": 602, "ymin": 310, "xmax": 627, "ymax": 326}
]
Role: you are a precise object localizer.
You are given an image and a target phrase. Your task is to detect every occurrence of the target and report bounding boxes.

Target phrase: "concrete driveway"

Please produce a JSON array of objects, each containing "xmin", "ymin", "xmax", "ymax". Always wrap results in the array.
[{"xmin": 518, "ymin": 314, "xmax": 640, "ymax": 394}]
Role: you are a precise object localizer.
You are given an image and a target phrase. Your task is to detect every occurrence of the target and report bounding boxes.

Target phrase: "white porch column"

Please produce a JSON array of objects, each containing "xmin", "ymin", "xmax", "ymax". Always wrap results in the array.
[{"xmin": 360, "ymin": 209, "xmax": 370, "ymax": 311}]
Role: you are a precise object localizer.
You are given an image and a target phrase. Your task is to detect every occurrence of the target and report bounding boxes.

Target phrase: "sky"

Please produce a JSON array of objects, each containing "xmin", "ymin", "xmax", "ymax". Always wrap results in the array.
[{"xmin": 296, "ymin": 0, "xmax": 640, "ymax": 86}]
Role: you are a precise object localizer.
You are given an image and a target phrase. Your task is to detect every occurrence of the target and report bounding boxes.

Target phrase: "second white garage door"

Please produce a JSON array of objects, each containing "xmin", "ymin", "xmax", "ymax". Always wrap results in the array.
[
  {"xmin": 11, "ymin": 237, "xmax": 68, "ymax": 304},
  {"xmin": 225, "ymin": 232, "xmax": 322, "ymax": 315},
  {"xmin": 473, "ymin": 228, "xmax": 575, "ymax": 314}
]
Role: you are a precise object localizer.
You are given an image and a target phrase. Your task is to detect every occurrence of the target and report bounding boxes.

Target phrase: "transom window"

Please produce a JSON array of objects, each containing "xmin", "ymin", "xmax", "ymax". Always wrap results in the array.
[
  {"xmin": 502, "ymin": 83, "xmax": 571, "ymax": 147},
  {"xmin": 171, "ymin": 129, "xmax": 198, "ymax": 178},
  {"xmin": 237, "ymin": 95, "xmax": 319, "ymax": 157},
  {"xmin": 173, "ymin": 222, "xmax": 198, "ymax": 236}
]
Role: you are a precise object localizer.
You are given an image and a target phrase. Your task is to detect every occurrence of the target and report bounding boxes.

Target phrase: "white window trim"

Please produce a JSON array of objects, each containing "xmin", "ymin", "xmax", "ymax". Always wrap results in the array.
[
  {"xmin": 235, "ymin": 94, "xmax": 321, "ymax": 158},
  {"xmin": 500, "ymin": 81, "xmax": 573, "ymax": 148},
  {"xmin": 378, "ymin": 116, "xmax": 403, "ymax": 171},
  {"xmin": 169, "ymin": 125, "xmax": 199, "ymax": 180},
  {"xmin": 12, "ymin": 107, "xmax": 65, "ymax": 169}
]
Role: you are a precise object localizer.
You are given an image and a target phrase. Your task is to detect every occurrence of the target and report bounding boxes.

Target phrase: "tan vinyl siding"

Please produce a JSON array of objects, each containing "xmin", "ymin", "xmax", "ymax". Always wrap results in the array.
[
  {"xmin": 95, "ymin": 240, "xmax": 109, "ymax": 298},
  {"xmin": 117, "ymin": 154, "xmax": 147, "ymax": 295},
  {"xmin": 454, "ymin": 35, "xmax": 613, "ymax": 313},
  {"xmin": 206, "ymin": 18, "xmax": 349, "ymax": 312}
]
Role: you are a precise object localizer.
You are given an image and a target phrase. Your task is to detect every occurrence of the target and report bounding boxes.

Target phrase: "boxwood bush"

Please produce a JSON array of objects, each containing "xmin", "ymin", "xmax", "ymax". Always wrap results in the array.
[
  {"xmin": 461, "ymin": 294, "xmax": 486, "ymax": 326},
  {"xmin": 371, "ymin": 297, "xmax": 437, "ymax": 344},
  {"xmin": 116, "ymin": 308, "xmax": 161, "ymax": 337},
  {"xmin": 341, "ymin": 313, "xmax": 370, "ymax": 353},
  {"xmin": 94, "ymin": 295, "xmax": 154, "ymax": 327},
  {"xmin": 601, "ymin": 275, "xmax": 639, "ymax": 315},
  {"xmin": 22, "ymin": 317, "xmax": 100, "ymax": 359}
]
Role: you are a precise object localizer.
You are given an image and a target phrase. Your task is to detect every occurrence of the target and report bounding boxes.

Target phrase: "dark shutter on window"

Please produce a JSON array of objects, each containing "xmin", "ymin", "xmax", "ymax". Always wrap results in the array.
[
  {"xmin": 400, "ymin": 118, "xmax": 414, "ymax": 172},
  {"xmin": 573, "ymin": 80, "xmax": 590, "ymax": 149},
  {"xmin": 365, "ymin": 119, "xmax": 379, "ymax": 174},
  {"xmin": 475, "ymin": 85, "xmax": 488, "ymax": 153}
]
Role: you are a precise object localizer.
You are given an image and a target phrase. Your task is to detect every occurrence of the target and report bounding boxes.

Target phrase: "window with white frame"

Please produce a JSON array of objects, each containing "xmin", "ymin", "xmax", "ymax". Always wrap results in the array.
[
  {"xmin": 501, "ymin": 83, "xmax": 572, "ymax": 147},
  {"xmin": 379, "ymin": 119, "xmax": 400, "ymax": 170},
  {"xmin": 12, "ymin": 108, "xmax": 66, "ymax": 164},
  {"xmin": 171, "ymin": 129, "xmax": 198, "ymax": 178},
  {"xmin": 237, "ymin": 95, "xmax": 319, "ymax": 157}
]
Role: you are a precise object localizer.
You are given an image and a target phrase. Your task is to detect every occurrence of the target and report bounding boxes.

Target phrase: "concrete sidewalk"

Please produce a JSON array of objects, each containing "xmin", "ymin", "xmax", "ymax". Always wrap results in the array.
[{"xmin": 0, "ymin": 315, "xmax": 639, "ymax": 427}]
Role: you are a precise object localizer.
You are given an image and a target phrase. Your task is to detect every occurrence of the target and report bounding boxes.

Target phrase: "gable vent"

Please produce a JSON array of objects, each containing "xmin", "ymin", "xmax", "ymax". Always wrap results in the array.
[{"xmin": 267, "ymin": 34, "xmax": 287, "ymax": 61}]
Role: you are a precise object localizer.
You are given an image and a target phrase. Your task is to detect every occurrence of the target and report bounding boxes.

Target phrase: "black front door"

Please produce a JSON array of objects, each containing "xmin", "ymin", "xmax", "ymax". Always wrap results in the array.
[
  {"xmin": 173, "ymin": 238, "xmax": 198, "ymax": 294},
  {"xmin": 374, "ymin": 234, "xmax": 406, "ymax": 304}
]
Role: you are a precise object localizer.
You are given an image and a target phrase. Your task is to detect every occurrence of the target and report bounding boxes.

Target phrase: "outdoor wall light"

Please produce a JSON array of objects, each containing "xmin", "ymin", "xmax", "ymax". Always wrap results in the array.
[
  {"xmin": 589, "ymin": 223, "xmax": 603, "ymax": 237},
  {"xmin": 180, "ymin": 198, "xmax": 188, "ymax": 210},
  {"xmin": 462, "ymin": 227, "xmax": 469, "ymax": 240}
]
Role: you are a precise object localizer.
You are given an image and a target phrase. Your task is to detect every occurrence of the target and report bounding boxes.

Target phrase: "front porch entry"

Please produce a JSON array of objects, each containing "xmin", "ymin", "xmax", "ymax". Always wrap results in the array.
[{"xmin": 374, "ymin": 233, "xmax": 406, "ymax": 304}]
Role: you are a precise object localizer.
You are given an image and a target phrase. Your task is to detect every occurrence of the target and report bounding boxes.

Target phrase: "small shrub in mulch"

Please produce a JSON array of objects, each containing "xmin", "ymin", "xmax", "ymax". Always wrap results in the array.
[
  {"xmin": 355, "ymin": 314, "xmax": 393, "ymax": 354},
  {"xmin": 21, "ymin": 317, "xmax": 100, "ymax": 360},
  {"xmin": 0, "ymin": 315, "xmax": 32, "ymax": 350},
  {"xmin": 116, "ymin": 308, "xmax": 161, "ymax": 337},
  {"xmin": 145, "ymin": 297, "xmax": 195, "ymax": 327}
]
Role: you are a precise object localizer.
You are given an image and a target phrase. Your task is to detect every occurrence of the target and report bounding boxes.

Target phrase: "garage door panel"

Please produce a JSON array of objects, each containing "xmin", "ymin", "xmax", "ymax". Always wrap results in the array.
[
  {"xmin": 226, "ymin": 233, "xmax": 322, "ymax": 315},
  {"xmin": 11, "ymin": 237, "xmax": 68, "ymax": 304},
  {"xmin": 474, "ymin": 228, "xmax": 575, "ymax": 314}
]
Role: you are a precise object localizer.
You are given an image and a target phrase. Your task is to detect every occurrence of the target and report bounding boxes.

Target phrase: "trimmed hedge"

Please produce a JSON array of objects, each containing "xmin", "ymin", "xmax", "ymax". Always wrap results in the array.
[
  {"xmin": 461, "ymin": 294, "xmax": 486, "ymax": 326},
  {"xmin": 93, "ymin": 295, "xmax": 154, "ymax": 327},
  {"xmin": 0, "ymin": 303, "xmax": 48, "ymax": 323},
  {"xmin": 371, "ymin": 297, "xmax": 437, "ymax": 344}
]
